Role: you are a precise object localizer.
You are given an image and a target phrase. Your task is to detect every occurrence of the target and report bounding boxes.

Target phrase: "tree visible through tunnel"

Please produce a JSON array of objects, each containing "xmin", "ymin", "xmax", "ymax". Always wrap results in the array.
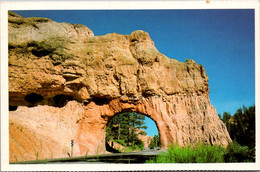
[{"xmin": 106, "ymin": 112, "xmax": 160, "ymax": 153}]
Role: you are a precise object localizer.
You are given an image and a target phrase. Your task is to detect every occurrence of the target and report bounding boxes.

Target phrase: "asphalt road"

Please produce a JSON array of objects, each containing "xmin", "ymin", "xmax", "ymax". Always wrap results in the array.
[{"xmin": 11, "ymin": 149, "xmax": 166, "ymax": 164}]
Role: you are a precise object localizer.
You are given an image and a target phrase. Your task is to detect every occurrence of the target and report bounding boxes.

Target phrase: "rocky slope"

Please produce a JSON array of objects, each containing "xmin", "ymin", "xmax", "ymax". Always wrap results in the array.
[
  {"xmin": 107, "ymin": 128, "xmax": 153, "ymax": 151},
  {"xmin": 8, "ymin": 11, "xmax": 232, "ymax": 162},
  {"xmin": 136, "ymin": 129, "xmax": 153, "ymax": 148}
]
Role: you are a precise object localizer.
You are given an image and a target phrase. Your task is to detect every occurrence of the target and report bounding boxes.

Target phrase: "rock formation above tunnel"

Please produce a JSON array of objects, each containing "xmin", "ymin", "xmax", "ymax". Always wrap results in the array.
[{"xmin": 8, "ymin": 11, "xmax": 231, "ymax": 162}]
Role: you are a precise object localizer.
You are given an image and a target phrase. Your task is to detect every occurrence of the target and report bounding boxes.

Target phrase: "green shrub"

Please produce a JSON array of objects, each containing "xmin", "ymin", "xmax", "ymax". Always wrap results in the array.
[
  {"xmin": 115, "ymin": 139, "xmax": 126, "ymax": 146},
  {"xmin": 132, "ymin": 145, "xmax": 140, "ymax": 151},
  {"xmin": 224, "ymin": 142, "xmax": 254, "ymax": 162},
  {"xmin": 123, "ymin": 144, "xmax": 144, "ymax": 152},
  {"xmin": 135, "ymin": 139, "xmax": 144, "ymax": 151},
  {"xmin": 123, "ymin": 146, "xmax": 133, "ymax": 152},
  {"xmin": 147, "ymin": 142, "xmax": 255, "ymax": 163},
  {"xmin": 147, "ymin": 144, "xmax": 225, "ymax": 163}
]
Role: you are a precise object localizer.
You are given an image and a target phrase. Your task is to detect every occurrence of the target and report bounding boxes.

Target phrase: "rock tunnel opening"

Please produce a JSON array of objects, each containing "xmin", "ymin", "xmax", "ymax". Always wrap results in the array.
[{"xmin": 105, "ymin": 111, "xmax": 160, "ymax": 153}]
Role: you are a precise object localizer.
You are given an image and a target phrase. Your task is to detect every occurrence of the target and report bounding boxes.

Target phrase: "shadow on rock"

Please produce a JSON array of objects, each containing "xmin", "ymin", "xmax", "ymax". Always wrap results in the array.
[{"xmin": 106, "ymin": 141, "xmax": 120, "ymax": 153}]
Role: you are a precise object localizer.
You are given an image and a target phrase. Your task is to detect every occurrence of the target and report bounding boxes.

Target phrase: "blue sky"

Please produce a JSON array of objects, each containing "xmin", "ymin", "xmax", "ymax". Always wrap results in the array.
[{"xmin": 12, "ymin": 10, "xmax": 255, "ymax": 137}]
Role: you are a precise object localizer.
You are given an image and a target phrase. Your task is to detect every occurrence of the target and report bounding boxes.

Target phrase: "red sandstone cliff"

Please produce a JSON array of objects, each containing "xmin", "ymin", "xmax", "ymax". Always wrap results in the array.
[{"xmin": 8, "ymin": 11, "xmax": 231, "ymax": 162}]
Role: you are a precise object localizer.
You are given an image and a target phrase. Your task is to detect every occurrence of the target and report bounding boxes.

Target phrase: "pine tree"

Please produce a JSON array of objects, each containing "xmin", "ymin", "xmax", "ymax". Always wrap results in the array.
[
  {"xmin": 220, "ymin": 105, "xmax": 255, "ymax": 149},
  {"xmin": 106, "ymin": 112, "xmax": 148, "ymax": 149},
  {"xmin": 127, "ymin": 112, "xmax": 148, "ymax": 145},
  {"xmin": 149, "ymin": 134, "xmax": 160, "ymax": 149}
]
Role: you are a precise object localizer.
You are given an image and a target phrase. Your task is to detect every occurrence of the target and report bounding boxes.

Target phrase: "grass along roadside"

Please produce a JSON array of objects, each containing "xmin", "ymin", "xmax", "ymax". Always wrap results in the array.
[
  {"xmin": 146, "ymin": 144, "xmax": 225, "ymax": 163},
  {"xmin": 146, "ymin": 142, "xmax": 255, "ymax": 163}
]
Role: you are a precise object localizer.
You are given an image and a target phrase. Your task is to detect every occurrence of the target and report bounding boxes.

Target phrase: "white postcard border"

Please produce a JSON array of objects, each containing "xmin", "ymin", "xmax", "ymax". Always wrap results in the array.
[{"xmin": 1, "ymin": 1, "xmax": 259, "ymax": 171}]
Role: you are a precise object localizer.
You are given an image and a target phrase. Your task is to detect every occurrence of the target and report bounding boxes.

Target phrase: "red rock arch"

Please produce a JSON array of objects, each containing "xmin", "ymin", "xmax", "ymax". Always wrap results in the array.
[
  {"xmin": 75, "ymin": 98, "xmax": 169, "ymax": 155},
  {"xmin": 74, "ymin": 94, "xmax": 231, "ymax": 156},
  {"xmin": 8, "ymin": 12, "xmax": 232, "ymax": 161}
]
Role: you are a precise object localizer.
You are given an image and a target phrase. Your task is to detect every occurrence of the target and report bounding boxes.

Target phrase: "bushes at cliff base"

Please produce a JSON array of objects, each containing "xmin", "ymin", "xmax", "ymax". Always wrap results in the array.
[{"xmin": 147, "ymin": 142, "xmax": 254, "ymax": 163}]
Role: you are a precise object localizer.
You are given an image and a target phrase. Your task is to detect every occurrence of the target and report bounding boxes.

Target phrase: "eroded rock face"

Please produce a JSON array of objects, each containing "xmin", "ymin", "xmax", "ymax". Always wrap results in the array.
[
  {"xmin": 8, "ymin": 12, "xmax": 231, "ymax": 162},
  {"xmin": 136, "ymin": 129, "xmax": 153, "ymax": 148}
]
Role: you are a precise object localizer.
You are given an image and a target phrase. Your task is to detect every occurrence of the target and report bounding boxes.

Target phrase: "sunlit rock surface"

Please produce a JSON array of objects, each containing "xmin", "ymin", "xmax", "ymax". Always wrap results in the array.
[{"xmin": 8, "ymin": 11, "xmax": 231, "ymax": 162}]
